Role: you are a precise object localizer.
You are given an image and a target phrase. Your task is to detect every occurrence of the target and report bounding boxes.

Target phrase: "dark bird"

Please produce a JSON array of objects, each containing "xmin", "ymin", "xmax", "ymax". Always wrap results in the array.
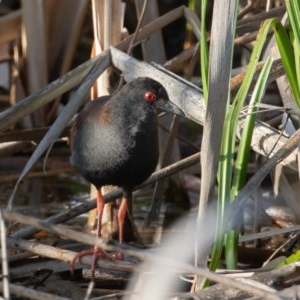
[{"xmin": 69, "ymin": 77, "xmax": 184, "ymax": 276}]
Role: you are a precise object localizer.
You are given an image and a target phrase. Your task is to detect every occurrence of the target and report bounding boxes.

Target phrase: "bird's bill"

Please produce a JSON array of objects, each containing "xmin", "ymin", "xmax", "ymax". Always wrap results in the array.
[{"xmin": 158, "ymin": 99, "xmax": 185, "ymax": 117}]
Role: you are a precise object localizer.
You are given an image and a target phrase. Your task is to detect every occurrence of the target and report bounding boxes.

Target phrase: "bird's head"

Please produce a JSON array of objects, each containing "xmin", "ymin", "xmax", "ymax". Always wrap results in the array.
[{"xmin": 125, "ymin": 77, "xmax": 185, "ymax": 117}]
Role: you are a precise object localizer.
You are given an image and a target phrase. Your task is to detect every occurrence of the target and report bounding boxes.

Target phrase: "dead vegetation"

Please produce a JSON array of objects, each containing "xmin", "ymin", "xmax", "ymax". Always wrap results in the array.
[{"xmin": 1, "ymin": 0, "xmax": 300, "ymax": 299}]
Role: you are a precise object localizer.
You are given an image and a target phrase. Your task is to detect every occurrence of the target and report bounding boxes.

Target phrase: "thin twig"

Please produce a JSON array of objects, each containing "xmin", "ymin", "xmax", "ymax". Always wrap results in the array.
[
  {"xmin": 128, "ymin": 0, "xmax": 149, "ymax": 55},
  {"xmin": 116, "ymin": 0, "xmax": 149, "ymax": 90},
  {"xmin": 0, "ymin": 282, "xmax": 69, "ymax": 300},
  {"xmin": 0, "ymin": 208, "xmax": 10, "ymax": 300},
  {"xmin": 240, "ymin": 224, "xmax": 300, "ymax": 243},
  {"xmin": 263, "ymin": 233, "xmax": 299, "ymax": 266},
  {"xmin": 7, "ymin": 236, "xmax": 134, "ymax": 272}
]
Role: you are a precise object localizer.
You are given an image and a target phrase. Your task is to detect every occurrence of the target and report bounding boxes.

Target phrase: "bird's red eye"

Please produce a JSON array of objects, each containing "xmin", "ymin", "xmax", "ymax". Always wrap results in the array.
[{"xmin": 144, "ymin": 91, "xmax": 157, "ymax": 102}]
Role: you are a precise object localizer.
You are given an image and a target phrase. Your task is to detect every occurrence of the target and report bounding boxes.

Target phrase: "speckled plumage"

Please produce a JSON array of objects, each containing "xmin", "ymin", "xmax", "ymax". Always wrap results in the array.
[{"xmin": 70, "ymin": 77, "xmax": 170, "ymax": 192}]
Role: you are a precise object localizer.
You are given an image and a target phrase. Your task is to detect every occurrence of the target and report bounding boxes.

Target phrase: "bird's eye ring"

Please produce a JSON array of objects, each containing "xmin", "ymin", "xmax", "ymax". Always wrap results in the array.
[{"xmin": 144, "ymin": 91, "xmax": 157, "ymax": 102}]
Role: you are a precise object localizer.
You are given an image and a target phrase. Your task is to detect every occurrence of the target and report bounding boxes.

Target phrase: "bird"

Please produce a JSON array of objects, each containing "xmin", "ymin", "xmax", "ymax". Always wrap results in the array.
[{"xmin": 69, "ymin": 77, "xmax": 184, "ymax": 277}]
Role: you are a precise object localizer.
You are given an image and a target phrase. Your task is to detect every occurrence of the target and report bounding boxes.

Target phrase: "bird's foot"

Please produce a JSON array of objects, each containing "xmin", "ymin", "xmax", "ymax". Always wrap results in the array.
[
  {"xmin": 70, "ymin": 246, "xmax": 114, "ymax": 278},
  {"xmin": 70, "ymin": 246, "xmax": 125, "ymax": 278}
]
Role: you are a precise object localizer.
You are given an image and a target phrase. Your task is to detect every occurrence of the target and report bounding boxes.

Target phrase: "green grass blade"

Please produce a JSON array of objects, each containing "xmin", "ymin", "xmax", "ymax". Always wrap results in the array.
[
  {"xmin": 226, "ymin": 57, "xmax": 273, "ymax": 269},
  {"xmin": 277, "ymin": 249, "xmax": 300, "ymax": 267},
  {"xmin": 232, "ymin": 57, "xmax": 274, "ymax": 196},
  {"xmin": 211, "ymin": 20, "xmax": 274, "ymax": 271},
  {"xmin": 286, "ymin": 0, "xmax": 300, "ymax": 46},
  {"xmin": 225, "ymin": 230, "xmax": 239, "ymax": 268},
  {"xmin": 272, "ymin": 18, "xmax": 300, "ymax": 106},
  {"xmin": 286, "ymin": 0, "xmax": 300, "ymax": 98},
  {"xmin": 200, "ymin": 0, "xmax": 209, "ymax": 101}
]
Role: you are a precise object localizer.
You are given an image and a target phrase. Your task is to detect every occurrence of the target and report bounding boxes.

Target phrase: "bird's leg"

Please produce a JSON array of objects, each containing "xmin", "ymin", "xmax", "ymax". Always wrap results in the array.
[
  {"xmin": 70, "ymin": 188, "xmax": 112, "ymax": 278},
  {"xmin": 95, "ymin": 189, "xmax": 104, "ymax": 239},
  {"xmin": 117, "ymin": 193, "xmax": 128, "ymax": 243},
  {"xmin": 117, "ymin": 190, "xmax": 144, "ymax": 245},
  {"xmin": 112, "ymin": 191, "xmax": 129, "ymax": 261}
]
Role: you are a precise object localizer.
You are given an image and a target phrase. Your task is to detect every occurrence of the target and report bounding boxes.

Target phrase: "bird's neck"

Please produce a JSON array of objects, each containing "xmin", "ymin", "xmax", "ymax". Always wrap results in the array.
[{"xmin": 113, "ymin": 99, "xmax": 157, "ymax": 133}]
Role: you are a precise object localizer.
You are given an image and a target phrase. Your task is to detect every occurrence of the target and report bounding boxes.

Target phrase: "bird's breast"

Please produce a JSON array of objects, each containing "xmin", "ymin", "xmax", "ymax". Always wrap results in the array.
[{"xmin": 71, "ymin": 113, "xmax": 159, "ymax": 188}]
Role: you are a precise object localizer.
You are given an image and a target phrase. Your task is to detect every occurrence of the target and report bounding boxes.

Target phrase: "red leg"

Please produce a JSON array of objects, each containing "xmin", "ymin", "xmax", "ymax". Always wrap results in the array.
[
  {"xmin": 117, "ymin": 196, "xmax": 127, "ymax": 243},
  {"xmin": 95, "ymin": 189, "xmax": 105, "ymax": 239},
  {"xmin": 70, "ymin": 188, "xmax": 111, "ymax": 279}
]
